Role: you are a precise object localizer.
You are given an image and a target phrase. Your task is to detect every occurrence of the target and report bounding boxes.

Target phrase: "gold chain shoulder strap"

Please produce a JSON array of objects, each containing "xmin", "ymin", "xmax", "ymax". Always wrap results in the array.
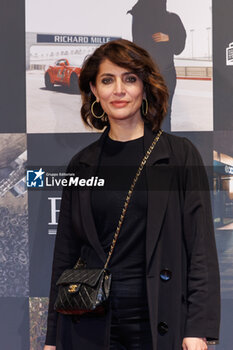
[{"xmin": 104, "ymin": 129, "xmax": 163, "ymax": 269}]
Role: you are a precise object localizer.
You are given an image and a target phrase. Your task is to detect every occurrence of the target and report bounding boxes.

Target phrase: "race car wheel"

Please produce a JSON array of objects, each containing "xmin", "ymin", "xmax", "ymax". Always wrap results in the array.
[
  {"xmin": 45, "ymin": 73, "xmax": 54, "ymax": 90},
  {"xmin": 70, "ymin": 74, "xmax": 79, "ymax": 93}
]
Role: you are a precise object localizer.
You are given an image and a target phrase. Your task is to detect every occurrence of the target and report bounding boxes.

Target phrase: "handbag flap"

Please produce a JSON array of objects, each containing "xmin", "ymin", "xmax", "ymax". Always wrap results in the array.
[{"xmin": 56, "ymin": 268, "xmax": 106, "ymax": 287}]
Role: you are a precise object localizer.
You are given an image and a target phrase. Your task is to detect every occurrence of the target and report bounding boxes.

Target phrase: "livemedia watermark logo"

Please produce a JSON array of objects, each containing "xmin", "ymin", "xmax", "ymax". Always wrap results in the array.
[
  {"xmin": 26, "ymin": 167, "xmax": 105, "ymax": 189},
  {"xmin": 26, "ymin": 168, "xmax": 45, "ymax": 187}
]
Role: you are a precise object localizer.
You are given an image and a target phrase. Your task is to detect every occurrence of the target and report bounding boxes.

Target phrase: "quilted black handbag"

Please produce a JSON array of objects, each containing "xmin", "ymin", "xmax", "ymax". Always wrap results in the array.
[
  {"xmin": 54, "ymin": 130, "xmax": 163, "ymax": 316},
  {"xmin": 54, "ymin": 259, "xmax": 112, "ymax": 315}
]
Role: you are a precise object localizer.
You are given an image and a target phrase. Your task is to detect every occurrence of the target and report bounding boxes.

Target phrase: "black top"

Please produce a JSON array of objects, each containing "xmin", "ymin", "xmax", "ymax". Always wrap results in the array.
[{"xmin": 91, "ymin": 134, "xmax": 148, "ymax": 297}]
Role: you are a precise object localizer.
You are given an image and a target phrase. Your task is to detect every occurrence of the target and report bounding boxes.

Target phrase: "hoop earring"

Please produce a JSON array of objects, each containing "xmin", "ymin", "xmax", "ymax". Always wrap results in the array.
[
  {"xmin": 141, "ymin": 98, "xmax": 148, "ymax": 116},
  {"xmin": 91, "ymin": 100, "xmax": 105, "ymax": 119}
]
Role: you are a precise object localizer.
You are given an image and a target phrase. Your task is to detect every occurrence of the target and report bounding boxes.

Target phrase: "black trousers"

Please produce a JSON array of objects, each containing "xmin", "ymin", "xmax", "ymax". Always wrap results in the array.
[{"xmin": 109, "ymin": 295, "xmax": 153, "ymax": 350}]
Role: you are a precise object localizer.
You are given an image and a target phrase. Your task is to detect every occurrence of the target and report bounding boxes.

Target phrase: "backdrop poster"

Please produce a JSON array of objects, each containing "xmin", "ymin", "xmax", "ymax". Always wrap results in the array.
[
  {"xmin": 27, "ymin": 132, "xmax": 99, "ymax": 297},
  {"xmin": 0, "ymin": 133, "xmax": 29, "ymax": 348},
  {"xmin": 213, "ymin": 0, "xmax": 233, "ymax": 130},
  {"xmin": 0, "ymin": 134, "xmax": 28, "ymax": 297},
  {"xmin": 213, "ymin": 131, "xmax": 233, "ymax": 303},
  {"xmin": 26, "ymin": 132, "xmax": 99, "ymax": 348},
  {"xmin": 25, "ymin": 0, "xmax": 213, "ymax": 133},
  {"xmin": 0, "ymin": 0, "xmax": 26, "ymax": 133}
]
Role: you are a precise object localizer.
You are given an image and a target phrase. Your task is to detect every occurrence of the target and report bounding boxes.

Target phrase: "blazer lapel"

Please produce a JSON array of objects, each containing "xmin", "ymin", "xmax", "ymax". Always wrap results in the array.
[
  {"xmin": 143, "ymin": 125, "xmax": 173, "ymax": 271},
  {"xmin": 78, "ymin": 127, "xmax": 110, "ymax": 264}
]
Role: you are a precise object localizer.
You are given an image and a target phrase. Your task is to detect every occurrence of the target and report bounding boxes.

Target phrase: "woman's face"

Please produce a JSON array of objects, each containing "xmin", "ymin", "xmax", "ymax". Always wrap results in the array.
[{"xmin": 90, "ymin": 59, "xmax": 145, "ymax": 124}]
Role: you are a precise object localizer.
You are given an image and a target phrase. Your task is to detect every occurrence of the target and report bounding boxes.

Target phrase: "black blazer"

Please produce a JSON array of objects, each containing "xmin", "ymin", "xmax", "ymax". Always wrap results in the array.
[{"xmin": 46, "ymin": 124, "xmax": 220, "ymax": 350}]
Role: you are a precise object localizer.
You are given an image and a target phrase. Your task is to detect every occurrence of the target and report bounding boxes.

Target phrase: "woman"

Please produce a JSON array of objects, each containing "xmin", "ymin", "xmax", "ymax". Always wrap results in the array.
[{"xmin": 44, "ymin": 39, "xmax": 220, "ymax": 350}]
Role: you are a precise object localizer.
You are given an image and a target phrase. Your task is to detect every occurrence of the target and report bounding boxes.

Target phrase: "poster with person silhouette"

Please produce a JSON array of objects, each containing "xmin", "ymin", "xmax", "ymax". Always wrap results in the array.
[
  {"xmin": 128, "ymin": 0, "xmax": 186, "ymax": 131},
  {"xmin": 25, "ymin": 0, "xmax": 213, "ymax": 133}
]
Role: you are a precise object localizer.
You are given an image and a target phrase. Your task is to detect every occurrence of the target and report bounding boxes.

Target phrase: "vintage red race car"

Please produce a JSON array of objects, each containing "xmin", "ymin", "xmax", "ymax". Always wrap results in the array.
[{"xmin": 44, "ymin": 58, "xmax": 81, "ymax": 93}]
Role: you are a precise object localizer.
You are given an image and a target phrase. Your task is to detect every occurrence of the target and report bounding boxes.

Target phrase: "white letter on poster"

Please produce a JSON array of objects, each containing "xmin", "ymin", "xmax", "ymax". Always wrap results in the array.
[{"xmin": 48, "ymin": 197, "xmax": 61, "ymax": 225}]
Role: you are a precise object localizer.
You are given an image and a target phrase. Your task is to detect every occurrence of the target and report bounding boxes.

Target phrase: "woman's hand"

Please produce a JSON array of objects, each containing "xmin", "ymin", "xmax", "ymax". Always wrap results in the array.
[
  {"xmin": 182, "ymin": 337, "xmax": 208, "ymax": 350},
  {"xmin": 43, "ymin": 346, "xmax": 56, "ymax": 350}
]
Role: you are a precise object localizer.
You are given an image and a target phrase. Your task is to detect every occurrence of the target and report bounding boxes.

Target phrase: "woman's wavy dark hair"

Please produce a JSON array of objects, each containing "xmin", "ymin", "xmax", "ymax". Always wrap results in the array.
[{"xmin": 79, "ymin": 39, "xmax": 168, "ymax": 131}]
